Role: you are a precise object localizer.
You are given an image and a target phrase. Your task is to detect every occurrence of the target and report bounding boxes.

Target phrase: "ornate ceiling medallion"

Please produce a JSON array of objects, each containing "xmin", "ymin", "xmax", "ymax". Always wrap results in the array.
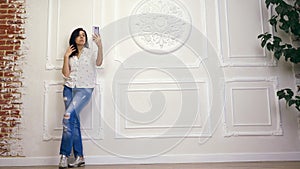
[{"xmin": 130, "ymin": 0, "xmax": 192, "ymax": 54}]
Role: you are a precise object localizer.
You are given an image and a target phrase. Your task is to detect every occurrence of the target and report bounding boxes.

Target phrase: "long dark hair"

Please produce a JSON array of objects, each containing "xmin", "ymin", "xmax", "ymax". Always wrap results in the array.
[{"xmin": 69, "ymin": 28, "xmax": 89, "ymax": 57}]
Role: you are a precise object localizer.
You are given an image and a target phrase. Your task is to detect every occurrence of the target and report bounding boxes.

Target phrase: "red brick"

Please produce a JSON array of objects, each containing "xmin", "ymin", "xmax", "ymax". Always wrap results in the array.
[
  {"xmin": 0, "ymin": 0, "xmax": 25, "ymax": 157},
  {"xmin": 0, "ymin": 46, "xmax": 14, "ymax": 50},
  {"xmin": 0, "ymin": 21, "xmax": 7, "ymax": 26},
  {"xmin": 14, "ymin": 45, "xmax": 20, "ymax": 50},
  {"xmin": 7, "ymin": 39, "xmax": 20, "ymax": 45},
  {"xmin": 0, "ymin": 128, "xmax": 13, "ymax": 133},
  {"xmin": 0, "ymin": 99, "xmax": 11, "ymax": 104},
  {"xmin": 7, "ymin": 9, "xmax": 17, "ymax": 14},
  {"xmin": 0, "ymin": 29, "xmax": 6, "ymax": 34},
  {"xmin": 0, "ymin": 122, "xmax": 9, "ymax": 128},
  {"xmin": 4, "ymin": 71, "xmax": 20, "ymax": 77},
  {"xmin": 15, "ymin": 35, "xmax": 25, "ymax": 39},
  {"xmin": 0, "ymin": 133, "xmax": 9, "ymax": 138},
  {"xmin": 5, "ymin": 51, "xmax": 16, "ymax": 55},
  {"xmin": 0, "ymin": 40, "xmax": 6, "ymax": 46},
  {"xmin": 3, "ymin": 93, "xmax": 13, "ymax": 99},
  {"xmin": 0, "ymin": 116, "xmax": 9, "ymax": 121},
  {"xmin": 6, "ymin": 26, "xmax": 23, "ymax": 34},
  {"xmin": 0, "ymin": 111, "xmax": 10, "ymax": 116},
  {"xmin": 0, "ymin": 4, "xmax": 9, "ymax": 8},
  {"xmin": 10, "ymin": 110, "xmax": 20, "ymax": 116},
  {"xmin": 7, "ymin": 19, "xmax": 23, "ymax": 24},
  {"xmin": 9, "ymin": 120, "xmax": 21, "ymax": 127},
  {"xmin": 0, "ymin": 9, "xmax": 8, "ymax": 14},
  {"xmin": 0, "ymin": 35, "xmax": 11, "ymax": 40},
  {"xmin": 0, "ymin": 0, "xmax": 7, "ymax": 3},
  {"xmin": 0, "ymin": 24, "xmax": 10, "ymax": 29},
  {"xmin": 0, "ymin": 14, "xmax": 15, "ymax": 20}
]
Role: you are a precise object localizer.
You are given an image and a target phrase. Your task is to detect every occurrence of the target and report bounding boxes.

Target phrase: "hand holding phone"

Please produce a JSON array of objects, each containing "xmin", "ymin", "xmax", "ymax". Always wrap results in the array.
[
  {"xmin": 93, "ymin": 26, "xmax": 100, "ymax": 35},
  {"xmin": 92, "ymin": 26, "xmax": 102, "ymax": 48}
]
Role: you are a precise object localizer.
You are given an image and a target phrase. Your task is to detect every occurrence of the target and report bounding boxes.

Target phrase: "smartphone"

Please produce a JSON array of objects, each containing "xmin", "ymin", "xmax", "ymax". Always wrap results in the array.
[{"xmin": 93, "ymin": 26, "xmax": 100, "ymax": 35}]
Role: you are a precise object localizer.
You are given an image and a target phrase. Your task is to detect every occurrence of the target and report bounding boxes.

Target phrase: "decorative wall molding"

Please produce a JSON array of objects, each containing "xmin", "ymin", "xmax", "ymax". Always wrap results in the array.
[
  {"xmin": 130, "ymin": 0, "xmax": 192, "ymax": 54},
  {"xmin": 109, "ymin": 0, "xmax": 215, "ymax": 139},
  {"xmin": 223, "ymin": 77, "xmax": 282, "ymax": 137},
  {"xmin": 231, "ymin": 87, "xmax": 272, "ymax": 126},
  {"xmin": 112, "ymin": 0, "xmax": 207, "ymax": 69},
  {"xmin": 217, "ymin": 0, "xmax": 276, "ymax": 67},
  {"xmin": 114, "ymin": 79, "xmax": 211, "ymax": 138},
  {"xmin": 43, "ymin": 81, "xmax": 103, "ymax": 141}
]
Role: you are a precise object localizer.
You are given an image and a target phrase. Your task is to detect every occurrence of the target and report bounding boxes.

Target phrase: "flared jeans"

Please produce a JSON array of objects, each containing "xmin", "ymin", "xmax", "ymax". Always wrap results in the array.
[{"xmin": 59, "ymin": 86, "xmax": 93, "ymax": 157}]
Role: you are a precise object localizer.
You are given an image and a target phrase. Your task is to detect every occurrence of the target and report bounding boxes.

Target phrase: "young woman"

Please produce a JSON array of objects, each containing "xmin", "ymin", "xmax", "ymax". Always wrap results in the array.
[{"xmin": 58, "ymin": 28, "xmax": 103, "ymax": 169}]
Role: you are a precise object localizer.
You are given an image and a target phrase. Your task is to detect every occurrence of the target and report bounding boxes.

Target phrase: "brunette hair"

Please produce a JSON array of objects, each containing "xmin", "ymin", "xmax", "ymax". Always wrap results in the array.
[{"xmin": 69, "ymin": 28, "xmax": 89, "ymax": 57}]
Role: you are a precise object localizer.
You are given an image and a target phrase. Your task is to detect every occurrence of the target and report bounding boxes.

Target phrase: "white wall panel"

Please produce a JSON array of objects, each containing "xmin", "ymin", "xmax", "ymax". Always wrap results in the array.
[
  {"xmin": 232, "ymin": 88, "xmax": 271, "ymax": 126},
  {"xmin": 115, "ymin": 80, "xmax": 211, "ymax": 138},
  {"xmin": 218, "ymin": 0, "xmax": 275, "ymax": 67},
  {"xmin": 224, "ymin": 77, "xmax": 282, "ymax": 136}
]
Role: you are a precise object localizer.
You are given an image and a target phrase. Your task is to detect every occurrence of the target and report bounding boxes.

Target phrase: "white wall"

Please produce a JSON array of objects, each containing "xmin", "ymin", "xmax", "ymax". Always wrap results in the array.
[{"xmin": 2, "ymin": 0, "xmax": 300, "ymax": 166}]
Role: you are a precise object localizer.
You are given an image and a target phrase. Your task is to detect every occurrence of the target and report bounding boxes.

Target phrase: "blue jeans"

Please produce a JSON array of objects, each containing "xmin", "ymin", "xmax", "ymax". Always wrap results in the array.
[{"xmin": 59, "ymin": 86, "xmax": 93, "ymax": 157}]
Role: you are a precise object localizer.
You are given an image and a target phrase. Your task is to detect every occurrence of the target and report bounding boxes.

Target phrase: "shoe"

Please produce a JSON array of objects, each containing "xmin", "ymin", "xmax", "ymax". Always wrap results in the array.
[
  {"xmin": 68, "ymin": 156, "xmax": 85, "ymax": 168},
  {"xmin": 58, "ymin": 155, "xmax": 68, "ymax": 169}
]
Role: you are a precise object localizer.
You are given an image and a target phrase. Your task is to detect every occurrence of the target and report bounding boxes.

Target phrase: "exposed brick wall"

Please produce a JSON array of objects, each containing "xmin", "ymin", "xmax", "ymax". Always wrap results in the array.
[{"xmin": 0, "ymin": 0, "xmax": 26, "ymax": 157}]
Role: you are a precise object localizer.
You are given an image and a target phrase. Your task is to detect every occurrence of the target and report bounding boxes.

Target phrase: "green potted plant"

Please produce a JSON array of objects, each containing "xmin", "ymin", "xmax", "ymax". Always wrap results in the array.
[{"xmin": 258, "ymin": 0, "xmax": 300, "ymax": 111}]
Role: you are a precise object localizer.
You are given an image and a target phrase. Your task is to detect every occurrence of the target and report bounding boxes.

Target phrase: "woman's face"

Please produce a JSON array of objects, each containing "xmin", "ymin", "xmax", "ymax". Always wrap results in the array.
[{"xmin": 75, "ymin": 30, "xmax": 86, "ymax": 46}]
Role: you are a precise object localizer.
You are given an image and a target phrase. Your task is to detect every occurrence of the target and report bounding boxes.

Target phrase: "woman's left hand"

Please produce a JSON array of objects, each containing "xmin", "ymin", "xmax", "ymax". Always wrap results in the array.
[{"xmin": 93, "ymin": 34, "xmax": 102, "ymax": 48}]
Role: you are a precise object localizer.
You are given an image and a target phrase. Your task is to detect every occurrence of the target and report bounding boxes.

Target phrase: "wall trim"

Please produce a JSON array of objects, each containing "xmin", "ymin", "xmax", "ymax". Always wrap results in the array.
[
  {"xmin": 223, "ymin": 76, "xmax": 282, "ymax": 137},
  {"xmin": 114, "ymin": 79, "xmax": 211, "ymax": 138},
  {"xmin": 217, "ymin": 0, "xmax": 276, "ymax": 67},
  {"xmin": 1, "ymin": 152, "xmax": 300, "ymax": 166}
]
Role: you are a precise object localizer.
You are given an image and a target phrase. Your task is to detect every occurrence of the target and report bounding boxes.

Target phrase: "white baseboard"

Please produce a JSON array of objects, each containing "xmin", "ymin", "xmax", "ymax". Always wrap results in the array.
[{"xmin": 1, "ymin": 152, "xmax": 300, "ymax": 166}]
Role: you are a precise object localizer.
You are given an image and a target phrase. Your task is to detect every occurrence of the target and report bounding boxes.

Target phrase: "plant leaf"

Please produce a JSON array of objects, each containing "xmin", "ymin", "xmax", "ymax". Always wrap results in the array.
[
  {"xmin": 267, "ymin": 42, "xmax": 274, "ymax": 51},
  {"xmin": 274, "ymin": 50, "xmax": 282, "ymax": 60},
  {"xmin": 288, "ymin": 99, "xmax": 296, "ymax": 106}
]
